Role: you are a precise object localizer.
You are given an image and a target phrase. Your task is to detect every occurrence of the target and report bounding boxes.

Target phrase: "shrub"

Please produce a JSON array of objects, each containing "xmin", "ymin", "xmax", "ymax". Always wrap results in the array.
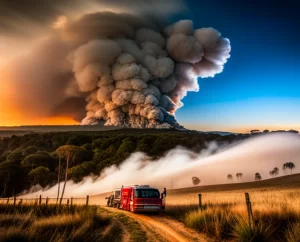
[
  {"xmin": 184, "ymin": 207, "xmax": 235, "ymax": 240},
  {"xmin": 232, "ymin": 216, "xmax": 274, "ymax": 242}
]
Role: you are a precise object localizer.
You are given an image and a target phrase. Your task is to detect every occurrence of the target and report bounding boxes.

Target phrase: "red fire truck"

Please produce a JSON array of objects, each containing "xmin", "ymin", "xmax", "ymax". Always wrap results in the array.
[{"xmin": 106, "ymin": 185, "xmax": 166, "ymax": 212}]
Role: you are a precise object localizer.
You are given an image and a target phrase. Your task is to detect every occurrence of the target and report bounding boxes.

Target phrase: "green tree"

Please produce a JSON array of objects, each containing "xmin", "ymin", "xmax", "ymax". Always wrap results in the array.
[
  {"xmin": 136, "ymin": 136, "xmax": 156, "ymax": 153},
  {"xmin": 66, "ymin": 136, "xmax": 82, "ymax": 146},
  {"xmin": 28, "ymin": 166, "xmax": 55, "ymax": 187},
  {"xmin": 22, "ymin": 146, "xmax": 38, "ymax": 157},
  {"xmin": 69, "ymin": 161, "xmax": 96, "ymax": 183},
  {"xmin": 21, "ymin": 154, "xmax": 56, "ymax": 170},
  {"xmin": 116, "ymin": 139, "xmax": 135, "ymax": 159},
  {"xmin": 6, "ymin": 149, "xmax": 24, "ymax": 164}
]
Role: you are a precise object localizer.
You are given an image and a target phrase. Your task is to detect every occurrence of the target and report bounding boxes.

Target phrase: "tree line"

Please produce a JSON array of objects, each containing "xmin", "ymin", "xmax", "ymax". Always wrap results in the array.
[{"xmin": 0, "ymin": 130, "xmax": 241, "ymax": 197}]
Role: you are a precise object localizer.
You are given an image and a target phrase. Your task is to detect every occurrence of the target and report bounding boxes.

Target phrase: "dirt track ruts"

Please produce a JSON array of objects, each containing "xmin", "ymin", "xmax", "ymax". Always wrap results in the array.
[{"xmin": 105, "ymin": 207, "xmax": 209, "ymax": 242}]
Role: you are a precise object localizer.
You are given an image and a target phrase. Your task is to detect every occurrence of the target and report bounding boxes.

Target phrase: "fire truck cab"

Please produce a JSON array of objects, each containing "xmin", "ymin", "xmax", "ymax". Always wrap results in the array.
[{"xmin": 107, "ymin": 185, "xmax": 166, "ymax": 212}]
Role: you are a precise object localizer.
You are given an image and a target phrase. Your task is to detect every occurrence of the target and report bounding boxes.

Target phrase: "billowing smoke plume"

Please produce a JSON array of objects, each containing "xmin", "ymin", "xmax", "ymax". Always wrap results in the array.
[
  {"xmin": 3, "ymin": 2, "xmax": 230, "ymax": 128},
  {"xmin": 73, "ymin": 17, "xmax": 231, "ymax": 128}
]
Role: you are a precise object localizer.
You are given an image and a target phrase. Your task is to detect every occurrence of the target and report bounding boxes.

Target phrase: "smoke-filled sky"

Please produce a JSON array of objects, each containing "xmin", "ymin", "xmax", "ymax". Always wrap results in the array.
[
  {"xmin": 177, "ymin": 0, "xmax": 300, "ymax": 132},
  {"xmin": 0, "ymin": 0, "xmax": 299, "ymax": 132}
]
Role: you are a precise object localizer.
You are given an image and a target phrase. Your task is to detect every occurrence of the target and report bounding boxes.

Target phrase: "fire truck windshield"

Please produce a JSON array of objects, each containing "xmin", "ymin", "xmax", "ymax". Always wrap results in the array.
[{"xmin": 135, "ymin": 189, "xmax": 160, "ymax": 198}]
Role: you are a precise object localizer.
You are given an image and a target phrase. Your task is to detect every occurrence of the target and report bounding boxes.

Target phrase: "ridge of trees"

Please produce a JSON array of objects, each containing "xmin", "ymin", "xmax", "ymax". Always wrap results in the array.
[{"xmin": 0, "ymin": 130, "xmax": 241, "ymax": 197}]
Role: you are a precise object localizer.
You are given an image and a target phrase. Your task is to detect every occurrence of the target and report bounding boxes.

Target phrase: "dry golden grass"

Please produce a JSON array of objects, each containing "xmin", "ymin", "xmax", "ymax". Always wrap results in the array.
[
  {"xmin": 0, "ymin": 206, "xmax": 122, "ymax": 242},
  {"xmin": 165, "ymin": 174, "xmax": 300, "ymax": 241}
]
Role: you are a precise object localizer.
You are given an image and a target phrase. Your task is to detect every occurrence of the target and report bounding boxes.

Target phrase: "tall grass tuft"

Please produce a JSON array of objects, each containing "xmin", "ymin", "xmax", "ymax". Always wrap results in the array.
[
  {"xmin": 285, "ymin": 221, "xmax": 300, "ymax": 242},
  {"xmin": 231, "ymin": 216, "xmax": 274, "ymax": 242},
  {"xmin": 183, "ymin": 207, "xmax": 235, "ymax": 240}
]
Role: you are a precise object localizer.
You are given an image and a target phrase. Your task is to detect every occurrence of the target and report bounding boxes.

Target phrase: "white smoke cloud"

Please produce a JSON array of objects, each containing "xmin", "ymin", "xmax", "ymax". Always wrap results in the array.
[{"xmin": 23, "ymin": 133, "xmax": 300, "ymax": 198}]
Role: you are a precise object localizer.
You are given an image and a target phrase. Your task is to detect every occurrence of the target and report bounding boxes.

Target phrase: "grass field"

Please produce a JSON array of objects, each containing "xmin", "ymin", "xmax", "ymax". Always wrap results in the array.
[
  {"xmin": 165, "ymin": 174, "xmax": 300, "ymax": 241},
  {"xmin": 1, "ymin": 174, "xmax": 299, "ymax": 241},
  {"xmin": 0, "ymin": 205, "xmax": 122, "ymax": 242}
]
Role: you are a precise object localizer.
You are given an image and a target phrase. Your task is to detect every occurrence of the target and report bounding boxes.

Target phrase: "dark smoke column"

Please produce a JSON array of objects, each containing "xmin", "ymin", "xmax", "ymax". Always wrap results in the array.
[{"xmin": 69, "ymin": 16, "xmax": 231, "ymax": 128}]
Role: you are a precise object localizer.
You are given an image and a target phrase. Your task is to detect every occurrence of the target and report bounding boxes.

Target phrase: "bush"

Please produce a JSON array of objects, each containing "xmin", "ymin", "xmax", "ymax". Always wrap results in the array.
[
  {"xmin": 232, "ymin": 216, "xmax": 274, "ymax": 242},
  {"xmin": 184, "ymin": 207, "xmax": 235, "ymax": 240}
]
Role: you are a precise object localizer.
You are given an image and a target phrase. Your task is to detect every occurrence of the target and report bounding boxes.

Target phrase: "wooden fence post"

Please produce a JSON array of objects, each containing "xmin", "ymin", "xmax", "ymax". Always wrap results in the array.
[
  {"xmin": 67, "ymin": 199, "xmax": 69, "ymax": 206},
  {"xmin": 86, "ymin": 195, "xmax": 89, "ymax": 206},
  {"xmin": 6, "ymin": 197, "xmax": 9, "ymax": 205},
  {"xmin": 245, "ymin": 193, "xmax": 254, "ymax": 228},
  {"xmin": 71, "ymin": 197, "xmax": 73, "ymax": 207},
  {"xmin": 46, "ymin": 197, "xmax": 49, "ymax": 207},
  {"xmin": 13, "ymin": 196, "xmax": 16, "ymax": 206},
  {"xmin": 39, "ymin": 195, "xmax": 42, "ymax": 206},
  {"xmin": 198, "ymin": 194, "xmax": 202, "ymax": 211},
  {"xmin": 19, "ymin": 199, "xmax": 23, "ymax": 206}
]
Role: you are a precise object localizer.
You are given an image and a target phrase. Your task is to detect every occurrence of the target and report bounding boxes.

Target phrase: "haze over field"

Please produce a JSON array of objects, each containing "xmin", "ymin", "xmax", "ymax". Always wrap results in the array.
[{"xmin": 23, "ymin": 132, "xmax": 300, "ymax": 198}]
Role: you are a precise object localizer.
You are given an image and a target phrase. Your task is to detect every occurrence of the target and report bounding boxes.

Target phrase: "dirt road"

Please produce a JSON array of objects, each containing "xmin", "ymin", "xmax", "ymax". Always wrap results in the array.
[{"xmin": 104, "ymin": 207, "xmax": 209, "ymax": 242}]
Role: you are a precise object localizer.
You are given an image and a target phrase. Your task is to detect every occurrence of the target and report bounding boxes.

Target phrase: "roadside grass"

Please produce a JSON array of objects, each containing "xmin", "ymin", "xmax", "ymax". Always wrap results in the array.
[
  {"xmin": 231, "ymin": 216, "xmax": 274, "ymax": 242},
  {"xmin": 0, "ymin": 205, "xmax": 122, "ymax": 242},
  {"xmin": 101, "ymin": 208, "xmax": 147, "ymax": 242},
  {"xmin": 166, "ymin": 188, "xmax": 300, "ymax": 241},
  {"xmin": 183, "ymin": 207, "xmax": 235, "ymax": 240},
  {"xmin": 0, "ymin": 204, "xmax": 85, "ymax": 216},
  {"xmin": 285, "ymin": 220, "xmax": 300, "ymax": 242}
]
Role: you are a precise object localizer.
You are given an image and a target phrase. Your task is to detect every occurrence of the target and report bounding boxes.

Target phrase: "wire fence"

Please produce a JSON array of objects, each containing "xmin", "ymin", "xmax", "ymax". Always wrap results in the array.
[{"xmin": 0, "ymin": 195, "xmax": 89, "ymax": 206}]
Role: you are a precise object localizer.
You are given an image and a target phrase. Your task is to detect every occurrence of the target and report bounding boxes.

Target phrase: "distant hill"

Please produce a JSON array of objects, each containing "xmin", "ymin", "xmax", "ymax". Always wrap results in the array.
[
  {"xmin": 0, "ymin": 125, "xmax": 121, "ymax": 137},
  {"xmin": 169, "ymin": 173, "xmax": 300, "ymax": 195},
  {"xmin": 205, "ymin": 131, "xmax": 236, "ymax": 136}
]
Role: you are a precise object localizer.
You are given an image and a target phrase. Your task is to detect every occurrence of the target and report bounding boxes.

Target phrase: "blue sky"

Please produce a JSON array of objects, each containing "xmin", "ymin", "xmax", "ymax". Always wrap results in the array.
[{"xmin": 175, "ymin": 0, "xmax": 300, "ymax": 132}]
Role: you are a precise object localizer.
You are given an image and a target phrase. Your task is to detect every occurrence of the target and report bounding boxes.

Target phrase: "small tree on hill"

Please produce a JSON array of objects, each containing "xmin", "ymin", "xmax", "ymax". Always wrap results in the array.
[
  {"xmin": 273, "ymin": 167, "xmax": 279, "ymax": 175},
  {"xmin": 192, "ymin": 177, "xmax": 201, "ymax": 186},
  {"xmin": 283, "ymin": 162, "xmax": 296, "ymax": 174},
  {"xmin": 227, "ymin": 174, "xmax": 233, "ymax": 181},
  {"xmin": 255, "ymin": 172, "xmax": 262, "ymax": 181},
  {"xmin": 236, "ymin": 173, "xmax": 243, "ymax": 179},
  {"xmin": 269, "ymin": 167, "xmax": 279, "ymax": 177}
]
